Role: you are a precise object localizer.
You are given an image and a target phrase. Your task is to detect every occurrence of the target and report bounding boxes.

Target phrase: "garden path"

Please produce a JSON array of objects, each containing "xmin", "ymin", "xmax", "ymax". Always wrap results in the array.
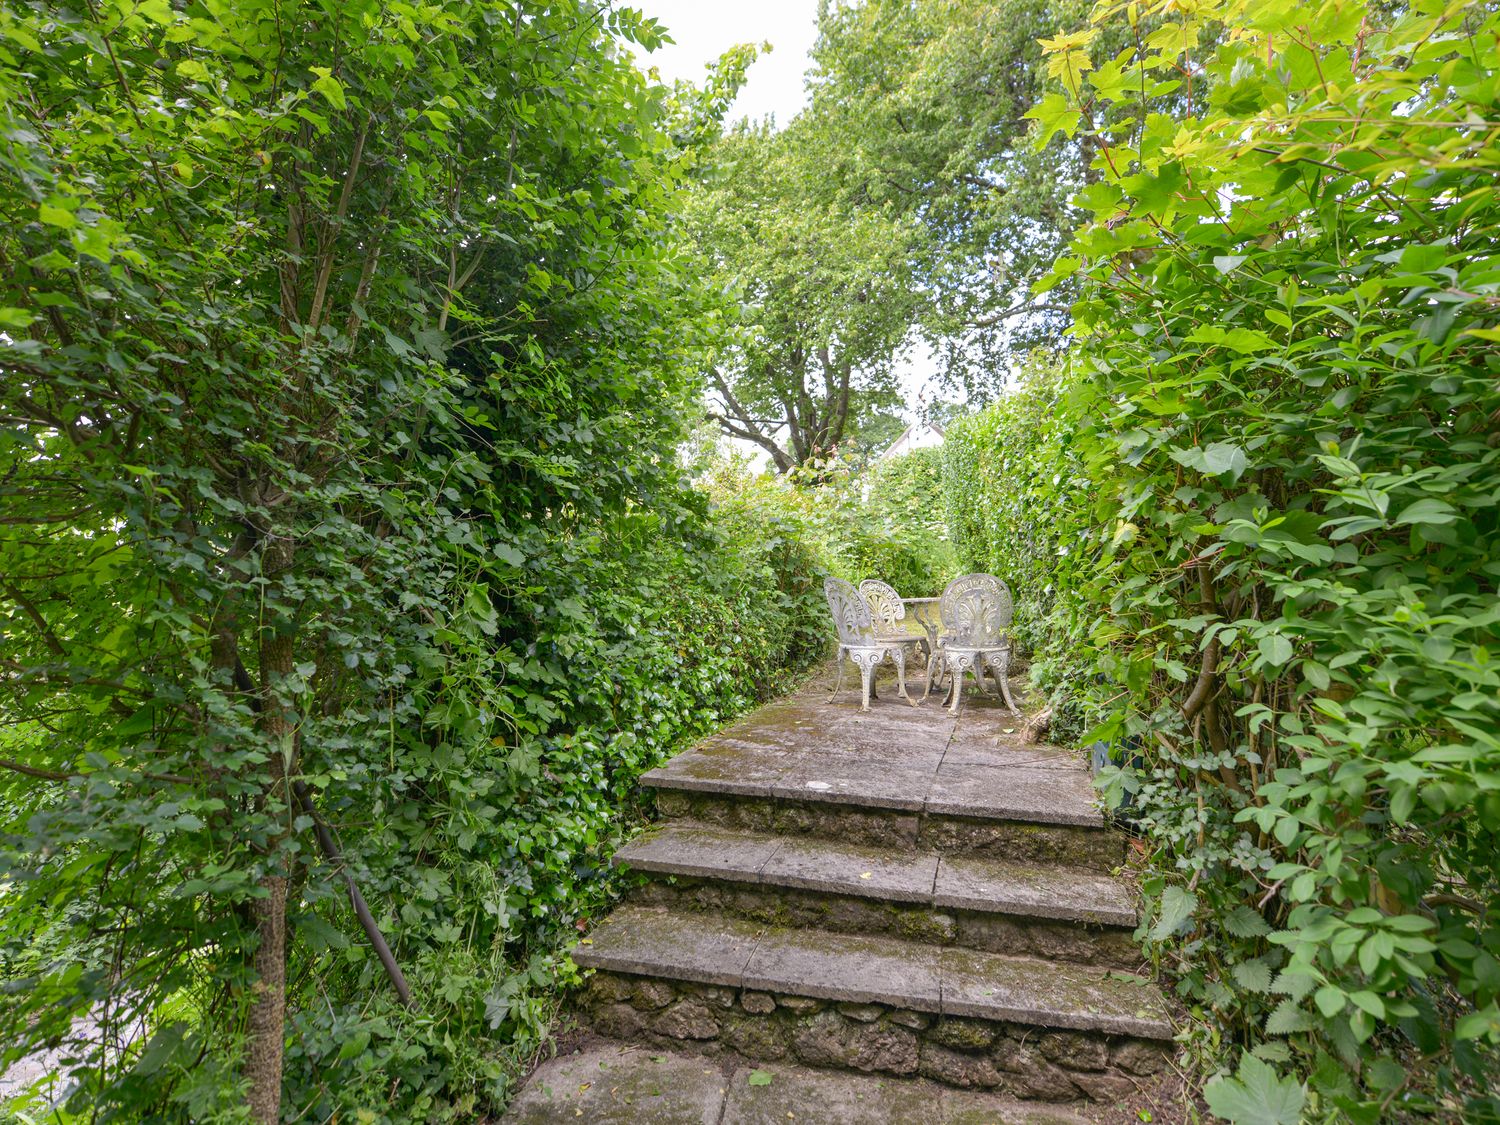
[{"xmin": 506, "ymin": 666, "xmax": 1173, "ymax": 1123}]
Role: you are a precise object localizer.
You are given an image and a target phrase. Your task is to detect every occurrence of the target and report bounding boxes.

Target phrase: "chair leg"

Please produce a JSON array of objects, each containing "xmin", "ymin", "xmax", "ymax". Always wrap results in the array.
[
  {"xmin": 922, "ymin": 646, "xmax": 939, "ymax": 702},
  {"xmin": 893, "ymin": 646, "xmax": 915, "ymax": 706},
  {"xmin": 948, "ymin": 658, "xmax": 965, "ymax": 714},
  {"xmin": 859, "ymin": 656, "xmax": 877, "ymax": 712},
  {"xmin": 991, "ymin": 652, "xmax": 1020, "ymax": 715},
  {"xmin": 830, "ymin": 647, "xmax": 847, "ymax": 702}
]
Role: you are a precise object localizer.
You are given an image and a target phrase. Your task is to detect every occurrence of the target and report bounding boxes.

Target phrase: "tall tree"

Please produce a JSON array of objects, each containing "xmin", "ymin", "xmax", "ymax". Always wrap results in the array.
[
  {"xmin": 808, "ymin": 0, "xmax": 1097, "ymax": 396},
  {"xmin": 690, "ymin": 118, "xmax": 919, "ymax": 471}
]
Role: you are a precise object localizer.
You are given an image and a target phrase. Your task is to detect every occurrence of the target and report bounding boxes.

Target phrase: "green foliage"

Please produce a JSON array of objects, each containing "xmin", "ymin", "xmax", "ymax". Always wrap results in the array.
[
  {"xmin": 1205, "ymin": 1053, "xmax": 1307, "ymax": 1125},
  {"xmin": 699, "ymin": 445, "xmax": 958, "ymax": 608},
  {"xmin": 807, "ymin": 0, "xmax": 1102, "ymax": 395},
  {"xmin": 957, "ymin": 0, "xmax": 1500, "ymax": 1116},
  {"xmin": 942, "ymin": 357, "xmax": 1100, "ymax": 735},
  {"xmin": 689, "ymin": 117, "xmax": 920, "ymax": 471},
  {"xmin": 0, "ymin": 1, "xmax": 816, "ymax": 1120}
]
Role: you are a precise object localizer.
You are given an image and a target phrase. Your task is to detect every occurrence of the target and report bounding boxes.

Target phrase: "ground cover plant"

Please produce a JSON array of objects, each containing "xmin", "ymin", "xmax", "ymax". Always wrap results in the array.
[{"xmin": 946, "ymin": 0, "xmax": 1500, "ymax": 1117}]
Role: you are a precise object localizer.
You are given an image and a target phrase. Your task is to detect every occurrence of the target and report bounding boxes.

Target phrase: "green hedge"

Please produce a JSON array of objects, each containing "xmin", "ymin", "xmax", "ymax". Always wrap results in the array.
[{"xmin": 947, "ymin": 0, "xmax": 1500, "ymax": 1117}]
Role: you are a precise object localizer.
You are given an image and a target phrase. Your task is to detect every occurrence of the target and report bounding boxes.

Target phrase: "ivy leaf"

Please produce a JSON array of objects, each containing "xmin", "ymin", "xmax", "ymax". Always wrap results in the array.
[
  {"xmin": 1204, "ymin": 1055, "xmax": 1306, "ymax": 1125},
  {"xmin": 747, "ymin": 1069, "xmax": 773, "ymax": 1087}
]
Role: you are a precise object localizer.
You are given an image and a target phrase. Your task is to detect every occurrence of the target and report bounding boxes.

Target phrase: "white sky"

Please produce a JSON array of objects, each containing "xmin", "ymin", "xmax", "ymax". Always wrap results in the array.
[{"xmin": 638, "ymin": 1, "xmax": 820, "ymax": 126}]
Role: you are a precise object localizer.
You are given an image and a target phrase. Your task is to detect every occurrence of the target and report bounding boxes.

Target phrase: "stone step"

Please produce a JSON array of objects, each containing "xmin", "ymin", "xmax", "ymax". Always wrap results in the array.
[
  {"xmin": 641, "ymin": 735, "xmax": 1104, "ymax": 827},
  {"xmin": 574, "ymin": 906, "xmax": 1173, "ymax": 1102},
  {"xmin": 651, "ymin": 788, "xmax": 1124, "ymax": 872},
  {"xmin": 640, "ymin": 725, "xmax": 1125, "ymax": 872},
  {"xmin": 504, "ymin": 1043, "xmax": 1093, "ymax": 1123},
  {"xmin": 616, "ymin": 823, "xmax": 1141, "ymax": 967}
]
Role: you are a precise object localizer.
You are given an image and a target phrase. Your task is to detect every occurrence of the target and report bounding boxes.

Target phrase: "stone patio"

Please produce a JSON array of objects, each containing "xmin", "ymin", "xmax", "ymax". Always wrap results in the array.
[{"xmin": 506, "ymin": 664, "xmax": 1174, "ymax": 1122}]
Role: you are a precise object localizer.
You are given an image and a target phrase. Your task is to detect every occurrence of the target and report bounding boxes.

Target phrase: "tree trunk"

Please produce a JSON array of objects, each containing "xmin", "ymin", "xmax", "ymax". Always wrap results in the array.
[
  {"xmin": 245, "ymin": 539, "xmax": 296, "ymax": 1124},
  {"xmin": 246, "ymin": 872, "xmax": 288, "ymax": 1123}
]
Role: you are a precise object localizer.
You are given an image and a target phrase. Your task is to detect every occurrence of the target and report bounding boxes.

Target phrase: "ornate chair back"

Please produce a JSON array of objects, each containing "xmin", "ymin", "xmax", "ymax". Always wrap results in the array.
[
  {"xmin": 940, "ymin": 573, "xmax": 1012, "ymax": 647},
  {"xmin": 858, "ymin": 579, "xmax": 905, "ymax": 631},
  {"xmin": 824, "ymin": 577, "xmax": 877, "ymax": 646}
]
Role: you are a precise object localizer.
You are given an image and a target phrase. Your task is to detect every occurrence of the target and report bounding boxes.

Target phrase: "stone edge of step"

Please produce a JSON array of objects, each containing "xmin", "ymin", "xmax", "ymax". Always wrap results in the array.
[
  {"xmin": 639, "ymin": 762, "xmax": 1107, "ymax": 830},
  {"xmin": 611, "ymin": 824, "xmax": 1138, "ymax": 929},
  {"xmin": 573, "ymin": 905, "xmax": 1173, "ymax": 1042}
]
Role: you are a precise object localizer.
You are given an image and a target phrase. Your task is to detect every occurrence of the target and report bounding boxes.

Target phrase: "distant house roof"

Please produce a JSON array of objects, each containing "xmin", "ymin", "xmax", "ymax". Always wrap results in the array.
[{"xmin": 879, "ymin": 422, "xmax": 946, "ymax": 461}]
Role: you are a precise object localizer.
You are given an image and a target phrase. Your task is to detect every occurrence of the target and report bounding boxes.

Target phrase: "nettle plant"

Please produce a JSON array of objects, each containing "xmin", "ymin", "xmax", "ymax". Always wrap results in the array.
[{"xmin": 1033, "ymin": 0, "xmax": 1500, "ymax": 1119}]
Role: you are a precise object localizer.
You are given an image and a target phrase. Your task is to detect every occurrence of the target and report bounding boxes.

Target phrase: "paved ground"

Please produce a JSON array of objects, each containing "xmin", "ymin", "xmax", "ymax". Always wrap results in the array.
[{"xmin": 506, "ymin": 1043, "xmax": 1091, "ymax": 1124}]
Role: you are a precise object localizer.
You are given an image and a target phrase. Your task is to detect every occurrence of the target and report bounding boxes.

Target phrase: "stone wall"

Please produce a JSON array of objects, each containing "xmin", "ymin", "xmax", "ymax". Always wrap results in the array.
[
  {"xmin": 653, "ymin": 791, "xmax": 1125, "ymax": 871},
  {"xmin": 583, "ymin": 972, "xmax": 1169, "ymax": 1104}
]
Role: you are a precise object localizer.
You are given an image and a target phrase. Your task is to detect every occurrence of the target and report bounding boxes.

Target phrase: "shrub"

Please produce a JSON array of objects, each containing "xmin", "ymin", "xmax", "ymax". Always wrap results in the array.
[{"xmin": 1004, "ymin": 0, "xmax": 1500, "ymax": 1116}]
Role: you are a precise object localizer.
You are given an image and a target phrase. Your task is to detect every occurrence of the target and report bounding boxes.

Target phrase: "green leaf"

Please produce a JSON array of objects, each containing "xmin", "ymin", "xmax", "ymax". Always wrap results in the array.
[
  {"xmin": 1392, "ymin": 498, "xmax": 1456, "ymax": 526},
  {"xmin": 1314, "ymin": 986, "xmax": 1346, "ymax": 1018},
  {"xmin": 1232, "ymin": 959, "xmax": 1272, "ymax": 993},
  {"xmin": 1204, "ymin": 1055, "xmax": 1306, "ymax": 1125},
  {"xmin": 1258, "ymin": 633, "xmax": 1293, "ymax": 667},
  {"xmin": 1151, "ymin": 885, "xmax": 1198, "ymax": 940},
  {"xmin": 1223, "ymin": 905, "xmax": 1271, "ymax": 938},
  {"xmin": 747, "ymin": 1069, "xmax": 772, "ymax": 1087},
  {"xmin": 38, "ymin": 202, "xmax": 76, "ymax": 228},
  {"xmin": 310, "ymin": 70, "xmax": 347, "ymax": 110},
  {"xmin": 1456, "ymin": 1004, "xmax": 1500, "ymax": 1041},
  {"xmin": 1024, "ymin": 92, "xmax": 1082, "ymax": 146},
  {"xmin": 175, "ymin": 58, "xmax": 211, "ymax": 82},
  {"xmin": 1265, "ymin": 998, "xmax": 1314, "ymax": 1034},
  {"xmin": 133, "ymin": 1022, "xmax": 187, "ymax": 1077},
  {"xmin": 337, "ymin": 1028, "xmax": 371, "ymax": 1062}
]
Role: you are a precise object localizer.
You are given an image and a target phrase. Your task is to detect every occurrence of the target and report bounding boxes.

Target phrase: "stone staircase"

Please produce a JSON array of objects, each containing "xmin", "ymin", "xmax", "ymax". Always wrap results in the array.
[{"xmin": 507, "ymin": 672, "xmax": 1174, "ymax": 1123}]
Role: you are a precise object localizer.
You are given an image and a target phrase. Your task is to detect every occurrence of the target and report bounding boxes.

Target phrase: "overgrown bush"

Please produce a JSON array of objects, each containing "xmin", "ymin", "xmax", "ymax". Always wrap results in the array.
[
  {"xmin": 701, "ymin": 446, "xmax": 960, "ymax": 602},
  {"xmin": 948, "ymin": 0, "xmax": 1500, "ymax": 1118},
  {"xmin": 942, "ymin": 357, "xmax": 1103, "ymax": 734},
  {"xmin": 0, "ymin": 3, "xmax": 822, "ymax": 1121}
]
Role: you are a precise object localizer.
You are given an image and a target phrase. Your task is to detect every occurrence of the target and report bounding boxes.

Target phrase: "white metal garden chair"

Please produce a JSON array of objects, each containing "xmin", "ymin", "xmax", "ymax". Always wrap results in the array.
[
  {"xmin": 922, "ymin": 573, "xmax": 1020, "ymax": 714},
  {"xmin": 824, "ymin": 577, "xmax": 921, "ymax": 711}
]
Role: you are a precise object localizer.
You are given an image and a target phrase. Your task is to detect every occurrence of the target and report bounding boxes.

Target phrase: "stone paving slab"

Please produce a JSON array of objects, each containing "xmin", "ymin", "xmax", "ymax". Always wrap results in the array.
[
  {"xmin": 939, "ymin": 946, "xmax": 1171, "ymax": 1038},
  {"xmin": 771, "ymin": 757, "xmax": 937, "ymax": 811},
  {"xmin": 504, "ymin": 1045, "xmax": 725, "ymax": 1124},
  {"xmin": 643, "ymin": 742, "xmax": 798, "ymax": 797},
  {"xmin": 573, "ymin": 906, "xmax": 761, "ymax": 988},
  {"xmin": 742, "ymin": 926, "xmax": 943, "ymax": 1011},
  {"xmin": 925, "ymin": 764, "xmax": 1104, "ymax": 828},
  {"xmin": 615, "ymin": 824, "xmax": 783, "ymax": 882},
  {"xmin": 644, "ymin": 675, "xmax": 1106, "ymax": 829},
  {"xmin": 505, "ymin": 1045, "xmax": 1093, "ymax": 1124},
  {"xmin": 934, "ymin": 856, "xmax": 1137, "ymax": 927},
  {"xmin": 758, "ymin": 834, "xmax": 939, "ymax": 903},
  {"xmin": 723, "ymin": 1061, "xmax": 1092, "ymax": 1124},
  {"xmin": 939, "ymin": 740, "xmax": 1084, "ymax": 771}
]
